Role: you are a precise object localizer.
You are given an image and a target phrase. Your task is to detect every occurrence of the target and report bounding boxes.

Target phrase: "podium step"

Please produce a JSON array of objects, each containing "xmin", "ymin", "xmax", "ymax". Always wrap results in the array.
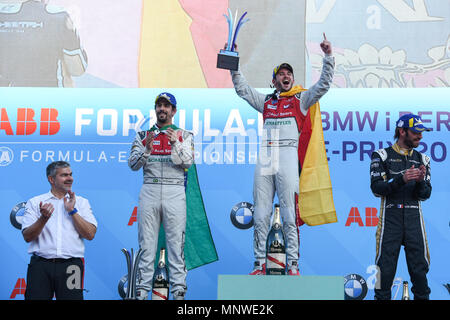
[{"xmin": 217, "ymin": 275, "xmax": 344, "ymax": 300}]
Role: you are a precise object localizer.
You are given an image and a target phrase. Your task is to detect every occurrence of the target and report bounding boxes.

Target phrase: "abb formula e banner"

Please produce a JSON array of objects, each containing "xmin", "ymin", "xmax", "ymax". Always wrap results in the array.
[{"xmin": 1, "ymin": 87, "xmax": 449, "ymax": 300}]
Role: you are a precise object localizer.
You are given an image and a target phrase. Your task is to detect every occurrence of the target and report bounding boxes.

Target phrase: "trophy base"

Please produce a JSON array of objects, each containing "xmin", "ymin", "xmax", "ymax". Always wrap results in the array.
[{"xmin": 217, "ymin": 50, "xmax": 239, "ymax": 71}]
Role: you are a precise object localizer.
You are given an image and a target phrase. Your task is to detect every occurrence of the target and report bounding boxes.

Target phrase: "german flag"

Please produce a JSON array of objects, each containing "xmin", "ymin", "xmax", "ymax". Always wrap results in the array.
[{"xmin": 281, "ymin": 86, "xmax": 337, "ymax": 226}]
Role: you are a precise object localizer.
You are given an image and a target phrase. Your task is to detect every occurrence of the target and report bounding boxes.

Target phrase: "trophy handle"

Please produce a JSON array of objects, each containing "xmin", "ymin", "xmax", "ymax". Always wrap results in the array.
[
  {"xmin": 130, "ymin": 248, "xmax": 145, "ymax": 299},
  {"xmin": 231, "ymin": 12, "xmax": 248, "ymax": 52},
  {"xmin": 129, "ymin": 248, "xmax": 136, "ymax": 299},
  {"xmin": 217, "ymin": 9, "xmax": 249, "ymax": 71},
  {"xmin": 224, "ymin": 8, "xmax": 234, "ymax": 51},
  {"xmin": 121, "ymin": 248, "xmax": 132, "ymax": 299},
  {"xmin": 121, "ymin": 248, "xmax": 132, "ymax": 282}
]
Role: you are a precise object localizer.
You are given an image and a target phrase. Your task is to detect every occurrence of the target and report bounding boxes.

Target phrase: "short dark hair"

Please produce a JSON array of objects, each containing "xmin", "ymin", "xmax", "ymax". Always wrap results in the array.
[
  {"xmin": 273, "ymin": 63, "xmax": 294, "ymax": 79},
  {"xmin": 394, "ymin": 127, "xmax": 401, "ymax": 140},
  {"xmin": 155, "ymin": 98, "xmax": 176, "ymax": 110},
  {"xmin": 46, "ymin": 161, "xmax": 70, "ymax": 177},
  {"xmin": 394, "ymin": 127, "xmax": 412, "ymax": 141},
  {"xmin": 154, "ymin": 92, "xmax": 177, "ymax": 108}
]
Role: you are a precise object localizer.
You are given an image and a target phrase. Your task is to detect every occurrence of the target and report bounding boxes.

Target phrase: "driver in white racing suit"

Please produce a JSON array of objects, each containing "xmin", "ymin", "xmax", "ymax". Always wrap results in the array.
[{"xmin": 230, "ymin": 34, "xmax": 334, "ymax": 275}]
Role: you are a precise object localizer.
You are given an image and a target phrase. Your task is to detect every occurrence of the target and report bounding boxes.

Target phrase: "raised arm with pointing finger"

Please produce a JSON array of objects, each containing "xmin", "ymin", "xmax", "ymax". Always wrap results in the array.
[
  {"xmin": 231, "ymin": 33, "xmax": 334, "ymax": 115},
  {"xmin": 229, "ymin": 33, "xmax": 336, "ymax": 276}
]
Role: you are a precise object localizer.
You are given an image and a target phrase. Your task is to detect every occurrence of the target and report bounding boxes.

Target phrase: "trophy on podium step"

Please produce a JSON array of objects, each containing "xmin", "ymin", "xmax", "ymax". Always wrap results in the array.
[
  {"xmin": 120, "ymin": 248, "xmax": 145, "ymax": 300},
  {"xmin": 217, "ymin": 9, "xmax": 249, "ymax": 71}
]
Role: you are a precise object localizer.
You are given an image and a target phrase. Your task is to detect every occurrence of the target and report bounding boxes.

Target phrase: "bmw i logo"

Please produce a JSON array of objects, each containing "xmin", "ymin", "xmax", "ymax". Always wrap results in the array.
[
  {"xmin": 230, "ymin": 202, "xmax": 254, "ymax": 229},
  {"xmin": 10, "ymin": 201, "xmax": 26, "ymax": 230},
  {"xmin": 344, "ymin": 274, "xmax": 368, "ymax": 300}
]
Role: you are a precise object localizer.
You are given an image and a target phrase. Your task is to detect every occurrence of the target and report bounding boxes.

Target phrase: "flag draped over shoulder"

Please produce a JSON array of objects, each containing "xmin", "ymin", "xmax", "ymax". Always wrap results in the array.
[
  {"xmin": 155, "ymin": 164, "xmax": 218, "ymax": 270},
  {"xmin": 280, "ymin": 86, "xmax": 337, "ymax": 226}
]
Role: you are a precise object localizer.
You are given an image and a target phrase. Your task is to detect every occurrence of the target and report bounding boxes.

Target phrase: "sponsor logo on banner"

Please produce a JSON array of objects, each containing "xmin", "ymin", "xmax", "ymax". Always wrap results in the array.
[
  {"xmin": 10, "ymin": 201, "xmax": 26, "ymax": 230},
  {"xmin": 0, "ymin": 108, "xmax": 60, "ymax": 135},
  {"xmin": 128, "ymin": 207, "xmax": 137, "ymax": 226},
  {"xmin": 344, "ymin": 274, "xmax": 368, "ymax": 300},
  {"xmin": 10, "ymin": 278, "xmax": 26, "ymax": 299},
  {"xmin": 345, "ymin": 207, "xmax": 378, "ymax": 227},
  {"xmin": 5, "ymin": 106, "xmax": 446, "ymax": 166},
  {"xmin": 230, "ymin": 202, "xmax": 254, "ymax": 229},
  {"xmin": 0, "ymin": 146, "xmax": 14, "ymax": 166},
  {"xmin": 17, "ymin": 149, "xmax": 129, "ymax": 164}
]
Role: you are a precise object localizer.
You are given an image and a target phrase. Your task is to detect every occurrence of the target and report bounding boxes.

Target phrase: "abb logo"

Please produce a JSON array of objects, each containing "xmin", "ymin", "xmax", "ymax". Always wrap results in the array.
[
  {"xmin": 10, "ymin": 278, "xmax": 26, "ymax": 299},
  {"xmin": 128, "ymin": 207, "xmax": 137, "ymax": 226},
  {"xmin": 345, "ymin": 207, "xmax": 379, "ymax": 227},
  {"xmin": 0, "ymin": 108, "xmax": 60, "ymax": 135}
]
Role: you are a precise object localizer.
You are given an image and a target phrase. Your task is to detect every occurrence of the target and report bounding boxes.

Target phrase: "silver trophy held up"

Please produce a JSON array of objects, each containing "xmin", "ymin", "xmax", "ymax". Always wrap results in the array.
[
  {"xmin": 121, "ymin": 248, "xmax": 145, "ymax": 300},
  {"xmin": 217, "ymin": 9, "xmax": 249, "ymax": 71}
]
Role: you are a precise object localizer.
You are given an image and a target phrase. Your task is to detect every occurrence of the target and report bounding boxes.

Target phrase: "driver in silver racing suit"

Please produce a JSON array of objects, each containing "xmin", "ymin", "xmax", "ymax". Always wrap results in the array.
[
  {"xmin": 230, "ymin": 35, "xmax": 334, "ymax": 275},
  {"xmin": 128, "ymin": 92, "xmax": 194, "ymax": 300}
]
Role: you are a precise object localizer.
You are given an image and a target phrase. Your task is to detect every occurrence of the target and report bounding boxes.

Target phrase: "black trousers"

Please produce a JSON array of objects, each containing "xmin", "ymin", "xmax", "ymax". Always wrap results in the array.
[
  {"xmin": 375, "ymin": 208, "xmax": 430, "ymax": 300},
  {"xmin": 25, "ymin": 254, "xmax": 84, "ymax": 300}
]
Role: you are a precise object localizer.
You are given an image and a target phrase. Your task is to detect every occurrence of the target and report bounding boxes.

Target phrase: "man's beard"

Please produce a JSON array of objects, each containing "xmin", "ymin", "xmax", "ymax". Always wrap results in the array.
[
  {"xmin": 404, "ymin": 131, "xmax": 420, "ymax": 149},
  {"xmin": 157, "ymin": 112, "xmax": 169, "ymax": 123}
]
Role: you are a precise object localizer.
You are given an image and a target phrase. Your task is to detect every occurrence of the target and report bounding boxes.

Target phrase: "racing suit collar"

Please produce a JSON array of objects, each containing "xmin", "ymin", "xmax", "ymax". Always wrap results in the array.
[
  {"xmin": 392, "ymin": 143, "xmax": 413, "ymax": 156},
  {"xmin": 279, "ymin": 85, "xmax": 305, "ymax": 97},
  {"xmin": 271, "ymin": 85, "xmax": 306, "ymax": 100},
  {"xmin": 150, "ymin": 124, "xmax": 178, "ymax": 132}
]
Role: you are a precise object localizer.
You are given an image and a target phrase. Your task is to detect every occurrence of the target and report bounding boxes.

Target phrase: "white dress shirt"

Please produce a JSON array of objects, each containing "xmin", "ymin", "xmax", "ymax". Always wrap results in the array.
[{"xmin": 21, "ymin": 191, "xmax": 98, "ymax": 259}]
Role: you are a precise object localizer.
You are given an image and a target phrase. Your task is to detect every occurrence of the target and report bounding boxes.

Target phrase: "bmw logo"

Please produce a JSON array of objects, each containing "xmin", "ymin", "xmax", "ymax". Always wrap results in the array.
[
  {"xmin": 344, "ymin": 274, "xmax": 368, "ymax": 300},
  {"xmin": 10, "ymin": 201, "xmax": 26, "ymax": 230},
  {"xmin": 230, "ymin": 202, "xmax": 254, "ymax": 229}
]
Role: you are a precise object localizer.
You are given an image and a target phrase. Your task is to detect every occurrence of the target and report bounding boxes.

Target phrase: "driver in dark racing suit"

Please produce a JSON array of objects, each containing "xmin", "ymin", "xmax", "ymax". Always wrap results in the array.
[{"xmin": 370, "ymin": 113, "xmax": 432, "ymax": 300}]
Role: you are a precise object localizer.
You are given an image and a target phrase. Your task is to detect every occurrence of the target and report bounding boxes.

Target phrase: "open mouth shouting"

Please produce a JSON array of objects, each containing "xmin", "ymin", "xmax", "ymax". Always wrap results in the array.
[{"xmin": 279, "ymin": 77, "xmax": 292, "ymax": 91}]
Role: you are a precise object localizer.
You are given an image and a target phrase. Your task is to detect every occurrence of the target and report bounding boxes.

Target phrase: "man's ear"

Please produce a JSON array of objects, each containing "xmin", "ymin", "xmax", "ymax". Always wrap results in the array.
[{"xmin": 400, "ymin": 128, "xmax": 408, "ymax": 137}]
